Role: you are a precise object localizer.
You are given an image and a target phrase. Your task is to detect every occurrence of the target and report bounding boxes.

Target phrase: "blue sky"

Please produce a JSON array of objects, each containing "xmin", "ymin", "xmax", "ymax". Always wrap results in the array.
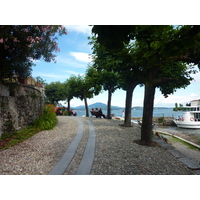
[{"xmin": 32, "ymin": 25, "xmax": 200, "ymax": 108}]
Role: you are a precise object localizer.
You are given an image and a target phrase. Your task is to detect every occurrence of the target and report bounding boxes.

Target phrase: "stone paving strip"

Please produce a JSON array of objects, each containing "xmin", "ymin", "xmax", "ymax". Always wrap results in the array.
[
  {"xmin": 49, "ymin": 118, "xmax": 96, "ymax": 175},
  {"xmin": 63, "ymin": 119, "xmax": 89, "ymax": 175},
  {"xmin": 76, "ymin": 119, "xmax": 96, "ymax": 175},
  {"xmin": 48, "ymin": 119, "xmax": 84, "ymax": 175}
]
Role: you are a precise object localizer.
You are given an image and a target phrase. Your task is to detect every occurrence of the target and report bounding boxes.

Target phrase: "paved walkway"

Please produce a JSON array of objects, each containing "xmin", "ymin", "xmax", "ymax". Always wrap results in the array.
[
  {"xmin": 49, "ymin": 118, "xmax": 96, "ymax": 175},
  {"xmin": 48, "ymin": 117, "xmax": 200, "ymax": 175}
]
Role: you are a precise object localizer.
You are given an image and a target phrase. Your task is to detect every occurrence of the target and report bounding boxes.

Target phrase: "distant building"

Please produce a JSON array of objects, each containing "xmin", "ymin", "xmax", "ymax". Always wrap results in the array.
[{"xmin": 191, "ymin": 99, "xmax": 200, "ymax": 106}]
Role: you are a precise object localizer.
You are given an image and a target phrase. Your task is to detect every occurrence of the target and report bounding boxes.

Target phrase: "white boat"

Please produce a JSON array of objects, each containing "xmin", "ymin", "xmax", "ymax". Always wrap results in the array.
[{"xmin": 173, "ymin": 100, "xmax": 200, "ymax": 129}]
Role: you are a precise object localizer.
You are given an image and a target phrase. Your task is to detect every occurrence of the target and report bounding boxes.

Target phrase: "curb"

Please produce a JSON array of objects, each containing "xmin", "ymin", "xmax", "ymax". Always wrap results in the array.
[
  {"xmin": 153, "ymin": 135, "xmax": 200, "ymax": 174},
  {"xmin": 153, "ymin": 130, "xmax": 200, "ymax": 149}
]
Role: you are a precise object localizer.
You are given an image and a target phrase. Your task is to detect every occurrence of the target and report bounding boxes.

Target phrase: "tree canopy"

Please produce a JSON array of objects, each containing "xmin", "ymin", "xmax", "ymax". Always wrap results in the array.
[
  {"xmin": 67, "ymin": 73, "xmax": 102, "ymax": 116},
  {"xmin": 45, "ymin": 81, "xmax": 67, "ymax": 105},
  {"xmin": 92, "ymin": 25, "xmax": 200, "ymax": 145},
  {"xmin": 0, "ymin": 25, "xmax": 67, "ymax": 82}
]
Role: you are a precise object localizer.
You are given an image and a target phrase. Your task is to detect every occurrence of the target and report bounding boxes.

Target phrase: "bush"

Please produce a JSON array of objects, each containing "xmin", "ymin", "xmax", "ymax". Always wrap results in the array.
[
  {"xmin": 34, "ymin": 104, "xmax": 58, "ymax": 130},
  {"xmin": 158, "ymin": 117, "xmax": 164, "ymax": 123},
  {"xmin": 63, "ymin": 110, "xmax": 71, "ymax": 116}
]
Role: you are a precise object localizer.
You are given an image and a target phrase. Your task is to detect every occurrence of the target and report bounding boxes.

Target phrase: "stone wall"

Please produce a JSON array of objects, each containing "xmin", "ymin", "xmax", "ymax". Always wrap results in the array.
[{"xmin": 0, "ymin": 82, "xmax": 44, "ymax": 137}]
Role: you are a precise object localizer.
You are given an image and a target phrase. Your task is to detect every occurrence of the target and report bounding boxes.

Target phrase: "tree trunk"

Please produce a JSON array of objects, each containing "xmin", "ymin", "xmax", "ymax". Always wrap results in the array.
[
  {"xmin": 122, "ymin": 83, "xmax": 137, "ymax": 127},
  {"xmin": 141, "ymin": 84, "xmax": 156, "ymax": 145},
  {"xmin": 67, "ymin": 99, "xmax": 71, "ymax": 111},
  {"xmin": 107, "ymin": 89, "xmax": 112, "ymax": 119},
  {"xmin": 83, "ymin": 94, "xmax": 89, "ymax": 117}
]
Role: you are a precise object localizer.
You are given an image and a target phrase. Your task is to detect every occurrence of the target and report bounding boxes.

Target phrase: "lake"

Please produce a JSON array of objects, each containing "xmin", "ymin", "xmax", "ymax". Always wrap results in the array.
[{"xmin": 74, "ymin": 108, "xmax": 184, "ymax": 119}]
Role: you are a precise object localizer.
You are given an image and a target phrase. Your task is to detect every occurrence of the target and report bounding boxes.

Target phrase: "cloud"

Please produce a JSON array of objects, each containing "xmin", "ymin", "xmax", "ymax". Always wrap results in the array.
[
  {"xmin": 191, "ymin": 72, "xmax": 200, "ymax": 83},
  {"xmin": 154, "ymin": 93, "xmax": 200, "ymax": 106},
  {"xmin": 56, "ymin": 56, "xmax": 87, "ymax": 68},
  {"xmin": 37, "ymin": 73, "xmax": 68, "ymax": 78},
  {"xmin": 65, "ymin": 70, "xmax": 85, "ymax": 76},
  {"xmin": 65, "ymin": 25, "xmax": 92, "ymax": 35},
  {"xmin": 70, "ymin": 52, "xmax": 92, "ymax": 63}
]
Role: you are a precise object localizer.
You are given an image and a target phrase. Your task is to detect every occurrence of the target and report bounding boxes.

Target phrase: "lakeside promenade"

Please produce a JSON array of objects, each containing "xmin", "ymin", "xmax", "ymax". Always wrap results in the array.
[{"xmin": 0, "ymin": 116, "xmax": 199, "ymax": 175}]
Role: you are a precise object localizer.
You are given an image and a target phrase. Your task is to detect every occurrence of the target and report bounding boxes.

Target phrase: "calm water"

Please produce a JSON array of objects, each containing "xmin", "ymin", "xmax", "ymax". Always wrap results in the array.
[
  {"xmin": 74, "ymin": 108, "xmax": 183, "ymax": 119},
  {"xmin": 74, "ymin": 108, "xmax": 200, "ymax": 136}
]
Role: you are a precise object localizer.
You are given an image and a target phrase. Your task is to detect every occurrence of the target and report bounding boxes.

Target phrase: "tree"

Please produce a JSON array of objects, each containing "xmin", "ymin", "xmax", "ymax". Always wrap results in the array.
[
  {"xmin": 0, "ymin": 25, "xmax": 67, "ymax": 82},
  {"xmin": 90, "ymin": 36, "xmax": 141, "ymax": 125},
  {"xmin": 45, "ymin": 81, "xmax": 67, "ymax": 105},
  {"xmin": 34, "ymin": 76, "xmax": 47, "ymax": 86},
  {"xmin": 87, "ymin": 67, "xmax": 120, "ymax": 119},
  {"xmin": 92, "ymin": 25, "xmax": 200, "ymax": 145},
  {"xmin": 113, "ymin": 43, "xmax": 143, "ymax": 127},
  {"xmin": 63, "ymin": 78, "xmax": 75, "ymax": 111},
  {"xmin": 67, "ymin": 74, "xmax": 102, "ymax": 117}
]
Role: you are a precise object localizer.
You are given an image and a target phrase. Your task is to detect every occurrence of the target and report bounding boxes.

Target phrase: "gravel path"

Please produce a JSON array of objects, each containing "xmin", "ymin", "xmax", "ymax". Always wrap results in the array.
[
  {"xmin": 0, "ymin": 116, "xmax": 78, "ymax": 175},
  {"xmin": 0, "ymin": 116, "xmax": 198, "ymax": 175}
]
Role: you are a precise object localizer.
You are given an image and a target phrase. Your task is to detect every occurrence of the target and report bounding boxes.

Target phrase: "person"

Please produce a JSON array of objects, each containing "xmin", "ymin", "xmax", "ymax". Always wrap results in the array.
[
  {"xmin": 122, "ymin": 110, "xmax": 125, "ymax": 118},
  {"xmin": 71, "ymin": 109, "xmax": 77, "ymax": 116},
  {"xmin": 99, "ymin": 108, "xmax": 105, "ymax": 118},
  {"xmin": 62, "ymin": 106, "xmax": 66, "ymax": 115}
]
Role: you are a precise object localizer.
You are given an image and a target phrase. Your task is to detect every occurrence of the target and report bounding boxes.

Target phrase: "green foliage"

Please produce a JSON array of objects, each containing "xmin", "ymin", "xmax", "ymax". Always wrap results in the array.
[
  {"xmin": 67, "ymin": 73, "xmax": 102, "ymax": 101},
  {"xmin": 34, "ymin": 104, "xmax": 58, "ymax": 130},
  {"xmin": 173, "ymin": 102, "xmax": 183, "ymax": 111},
  {"xmin": 92, "ymin": 25, "xmax": 200, "ymax": 144},
  {"xmin": 1, "ymin": 132, "xmax": 13, "ymax": 140},
  {"xmin": 0, "ymin": 104, "xmax": 58, "ymax": 149},
  {"xmin": 63, "ymin": 110, "xmax": 71, "ymax": 116},
  {"xmin": 45, "ymin": 81, "xmax": 67, "ymax": 105},
  {"xmin": 0, "ymin": 126, "xmax": 39, "ymax": 149},
  {"xmin": 0, "ymin": 25, "xmax": 67, "ymax": 81},
  {"xmin": 158, "ymin": 117, "xmax": 164, "ymax": 123},
  {"xmin": 8, "ymin": 140, "xmax": 20, "ymax": 146},
  {"xmin": 34, "ymin": 76, "xmax": 47, "ymax": 86}
]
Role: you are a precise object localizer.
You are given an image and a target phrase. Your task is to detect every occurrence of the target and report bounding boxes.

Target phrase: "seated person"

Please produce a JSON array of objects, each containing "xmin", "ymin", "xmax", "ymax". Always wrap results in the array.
[
  {"xmin": 98, "ymin": 108, "xmax": 105, "ymax": 118},
  {"xmin": 71, "ymin": 109, "xmax": 77, "ymax": 116},
  {"xmin": 91, "ymin": 108, "xmax": 96, "ymax": 112}
]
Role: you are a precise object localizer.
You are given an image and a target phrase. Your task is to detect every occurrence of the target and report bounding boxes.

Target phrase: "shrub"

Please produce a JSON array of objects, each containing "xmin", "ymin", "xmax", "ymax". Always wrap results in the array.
[
  {"xmin": 34, "ymin": 104, "xmax": 58, "ymax": 130},
  {"xmin": 63, "ymin": 110, "xmax": 71, "ymax": 116},
  {"xmin": 158, "ymin": 117, "xmax": 164, "ymax": 123},
  {"xmin": 0, "ymin": 104, "xmax": 58, "ymax": 149}
]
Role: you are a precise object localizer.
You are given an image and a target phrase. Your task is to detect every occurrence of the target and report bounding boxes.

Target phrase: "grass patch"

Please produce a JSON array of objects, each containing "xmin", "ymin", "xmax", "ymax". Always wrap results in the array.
[
  {"xmin": 155, "ymin": 132, "xmax": 200, "ymax": 151},
  {"xmin": 0, "ymin": 126, "xmax": 40, "ymax": 149},
  {"xmin": 170, "ymin": 137, "xmax": 200, "ymax": 151},
  {"xmin": 0, "ymin": 104, "xmax": 58, "ymax": 150}
]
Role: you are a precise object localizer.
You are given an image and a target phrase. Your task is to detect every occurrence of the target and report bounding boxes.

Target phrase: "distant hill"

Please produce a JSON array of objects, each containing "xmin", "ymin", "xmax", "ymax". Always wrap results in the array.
[
  {"xmin": 72, "ymin": 102, "xmax": 124, "ymax": 110},
  {"xmin": 71, "ymin": 102, "xmax": 172, "ymax": 110}
]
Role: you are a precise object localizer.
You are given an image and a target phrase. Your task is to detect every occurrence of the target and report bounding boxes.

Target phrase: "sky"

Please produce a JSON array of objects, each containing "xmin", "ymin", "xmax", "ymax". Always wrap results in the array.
[{"xmin": 31, "ymin": 25, "xmax": 200, "ymax": 108}]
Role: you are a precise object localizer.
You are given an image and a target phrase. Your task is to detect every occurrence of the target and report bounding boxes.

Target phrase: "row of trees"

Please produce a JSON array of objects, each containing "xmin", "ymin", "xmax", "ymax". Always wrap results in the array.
[
  {"xmin": 90, "ymin": 25, "xmax": 200, "ymax": 145},
  {"xmin": 45, "ymin": 25, "xmax": 200, "ymax": 146},
  {"xmin": 45, "ymin": 72, "xmax": 101, "ymax": 117},
  {"xmin": 173, "ymin": 103, "xmax": 184, "ymax": 111},
  {"xmin": 3, "ymin": 25, "xmax": 200, "ymax": 146}
]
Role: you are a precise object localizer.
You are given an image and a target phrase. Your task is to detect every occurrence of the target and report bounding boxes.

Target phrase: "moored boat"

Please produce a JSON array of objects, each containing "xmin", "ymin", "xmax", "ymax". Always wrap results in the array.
[{"xmin": 173, "ymin": 100, "xmax": 200, "ymax": 129}]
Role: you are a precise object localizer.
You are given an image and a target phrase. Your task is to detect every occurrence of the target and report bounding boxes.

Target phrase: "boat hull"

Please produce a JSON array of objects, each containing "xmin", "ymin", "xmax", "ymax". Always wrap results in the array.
[{"xmin": 173, "ymin": 120, "xmax": 200, "ymax": 129}]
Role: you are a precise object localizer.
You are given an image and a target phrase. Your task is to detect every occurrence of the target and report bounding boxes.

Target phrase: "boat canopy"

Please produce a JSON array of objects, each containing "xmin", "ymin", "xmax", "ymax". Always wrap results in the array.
[{"xmin": 182, "ymin": 106, "xmax": 200, "ymax": 112}]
